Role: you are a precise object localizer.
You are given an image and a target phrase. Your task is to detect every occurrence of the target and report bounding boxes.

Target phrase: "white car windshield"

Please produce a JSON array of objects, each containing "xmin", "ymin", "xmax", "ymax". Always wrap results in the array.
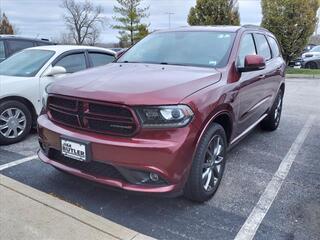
[{"xmin": 0, "ymin": 49, "xmax": 55, "ymax": 77}]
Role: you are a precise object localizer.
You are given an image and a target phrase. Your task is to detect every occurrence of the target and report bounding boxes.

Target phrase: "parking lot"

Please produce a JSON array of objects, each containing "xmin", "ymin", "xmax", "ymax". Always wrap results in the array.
[{"xmin": 0, "ymin": 77, "xmax": 319, "ymax": 240}]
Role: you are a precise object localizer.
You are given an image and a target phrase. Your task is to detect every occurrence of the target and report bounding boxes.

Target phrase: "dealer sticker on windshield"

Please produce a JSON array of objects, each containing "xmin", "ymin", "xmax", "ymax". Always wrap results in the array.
[{"xmin": 61, "ymin": 138, "xmax": 87, "ymax": 162}]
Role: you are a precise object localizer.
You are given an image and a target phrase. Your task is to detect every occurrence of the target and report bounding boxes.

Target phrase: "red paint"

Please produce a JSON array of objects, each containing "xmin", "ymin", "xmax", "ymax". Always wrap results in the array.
[{"xmin": 37, "ymin": 26, "xmax": 285, "ymax": 195}]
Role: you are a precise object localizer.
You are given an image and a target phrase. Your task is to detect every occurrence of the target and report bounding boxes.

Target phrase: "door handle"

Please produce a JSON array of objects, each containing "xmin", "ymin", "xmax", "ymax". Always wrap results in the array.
[{"xmin": 258, "ymin": 74, "xmax": 266, "ymax": 79}]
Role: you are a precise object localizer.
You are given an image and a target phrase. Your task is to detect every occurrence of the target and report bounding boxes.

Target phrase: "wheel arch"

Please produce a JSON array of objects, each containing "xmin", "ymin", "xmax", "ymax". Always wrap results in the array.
[
  {"xmin": 0, "ymin": 96, "xmax": 37, "ymax": 125},
  {"xmin": 197, "ymin": 110, "xmax": 234, "ymax": 147}
]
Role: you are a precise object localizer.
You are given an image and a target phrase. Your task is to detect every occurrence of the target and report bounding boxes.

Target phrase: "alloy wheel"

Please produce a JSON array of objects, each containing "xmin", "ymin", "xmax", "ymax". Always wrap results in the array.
[
  {"xmin": 274, "ymin": 94, "xmax": 282, "ymax": 126},
  {"xmin": 0, "ymin": 108, "xmax": 27, "ymax": 139},
  {"xmin": 202, "ymin": 135, "xmax": 225, "ymax": 192}
]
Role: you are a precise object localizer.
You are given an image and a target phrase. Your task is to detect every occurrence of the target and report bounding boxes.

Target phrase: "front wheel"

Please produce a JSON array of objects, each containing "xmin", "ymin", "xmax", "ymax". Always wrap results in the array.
[
  {"xmin": 184, "ymin": 123, "xmax": 227, "ymax": 202},
  {"xmin": 260, "ymin": 89, "xmax": 283, "ymax": 131},
  {"xmin": 0, "ymin": 101, "xmax": 32, "ymax": 145}
]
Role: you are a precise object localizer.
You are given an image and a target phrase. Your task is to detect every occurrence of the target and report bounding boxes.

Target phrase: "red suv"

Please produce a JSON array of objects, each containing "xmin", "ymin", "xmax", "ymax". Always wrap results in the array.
[{"xmin": 38, "ymin": 26, "xmax": 285, "ymax": 202}]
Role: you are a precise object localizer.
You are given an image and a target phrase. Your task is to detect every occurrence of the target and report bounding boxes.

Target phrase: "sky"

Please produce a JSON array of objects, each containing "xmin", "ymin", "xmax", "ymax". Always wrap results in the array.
[{"xmin": 1, "ymin": 0, "xmax": 262, "ymax": 43}]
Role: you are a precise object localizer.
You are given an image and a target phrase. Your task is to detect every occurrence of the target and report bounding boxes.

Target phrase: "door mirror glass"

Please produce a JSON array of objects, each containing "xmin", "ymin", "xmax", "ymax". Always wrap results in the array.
[
  {"xmin": 238, "ymin": 55, "xmax": 266, "ymax": 72},
  {"xmin": 42, "ymin": 66, "xmax": 67, "ymax": 77}
]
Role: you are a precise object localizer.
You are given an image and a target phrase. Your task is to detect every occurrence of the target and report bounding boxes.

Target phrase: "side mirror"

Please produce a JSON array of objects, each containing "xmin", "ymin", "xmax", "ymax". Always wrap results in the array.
[
  {"xmin": 238, "ymin": 55, "xmax": 266, "ymax": 72},
  {"xmin": 42, "ymin": 66, "xmax": 67, "ymax": 77}
]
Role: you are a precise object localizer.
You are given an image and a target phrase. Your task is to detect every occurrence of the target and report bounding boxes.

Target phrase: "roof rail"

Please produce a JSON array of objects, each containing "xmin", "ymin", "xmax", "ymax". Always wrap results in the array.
[{"xmin": 242, "ymin": 24, "xmax": 269, "ymax": 32}]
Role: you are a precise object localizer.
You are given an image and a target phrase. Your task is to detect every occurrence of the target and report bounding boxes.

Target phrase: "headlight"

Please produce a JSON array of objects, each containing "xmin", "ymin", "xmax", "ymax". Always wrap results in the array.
[
  {"xmin": 135, "ymin": 105, "xmax": 194, "ymax": 128},
  {"xmin": 41, "ymin": 84, "xmax": 50, "ymax": 109}
]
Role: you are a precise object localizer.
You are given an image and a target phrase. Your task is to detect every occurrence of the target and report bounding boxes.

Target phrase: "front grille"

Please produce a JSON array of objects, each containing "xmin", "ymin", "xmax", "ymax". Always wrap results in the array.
[
  {"xmin": 49, "ymin": 149, "xmax": 125, "ymax": 181},
  {"xmin": 47, "ymin": 95, "xmax": 138, "ymax": 136}
]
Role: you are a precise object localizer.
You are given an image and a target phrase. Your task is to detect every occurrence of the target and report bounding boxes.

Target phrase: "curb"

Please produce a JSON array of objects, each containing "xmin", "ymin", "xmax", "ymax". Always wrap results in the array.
[
  {"xmin": 0, "ymin": 174, "xmax": 155, "ymax": 240},
  {"xmin": 286, "ymin": 74, "xmax": 320, "ymax": 79}
]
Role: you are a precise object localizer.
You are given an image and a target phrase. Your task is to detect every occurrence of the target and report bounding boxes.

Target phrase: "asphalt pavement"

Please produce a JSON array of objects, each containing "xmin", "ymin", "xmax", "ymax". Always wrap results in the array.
[{"xmin": 0, "ymin": 78, "xmax": 319, "ymax": 240}]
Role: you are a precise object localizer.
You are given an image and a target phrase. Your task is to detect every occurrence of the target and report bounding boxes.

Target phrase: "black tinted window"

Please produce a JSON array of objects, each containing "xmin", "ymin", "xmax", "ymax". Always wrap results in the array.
[
  {"xmin": 7, "ymin": 40, "xmax": 34, "ymax": 56},
  {"xmin": 54, "ymin": 53, "xmax": 86, "ymax": 73},
  {"xmin": 89, "ymin": 52, "xmax": 115, "ymax": 67},
  {"xmin": 237, "ymin": 34, "xmax": 256, "ymax": 68},
  {"xmin": 254, "ymin": 34, "xmax": 271, "ymax": 60},
  {"xmin": 267, "ymin": 36, "xmax": 280, "ymax": 57},
  {"xmin": 0, "ymin": 41, "xmax": 5, "ymax": 60},
  {"xmin": 36, "ymin": 41, "xmax": 51, "ymax": 46}
]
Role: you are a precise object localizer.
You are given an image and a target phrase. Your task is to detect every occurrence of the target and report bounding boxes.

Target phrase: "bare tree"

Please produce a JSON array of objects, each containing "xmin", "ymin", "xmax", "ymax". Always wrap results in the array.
[{"xmin": 61, "ymin": 0, "xmax": 105, "ymax": 45}]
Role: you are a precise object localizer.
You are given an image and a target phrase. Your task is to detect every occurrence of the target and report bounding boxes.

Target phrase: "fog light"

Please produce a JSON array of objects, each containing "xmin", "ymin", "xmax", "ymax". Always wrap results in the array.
[{"xmin": 149, "ymin": 173, "xmax": 159, "ymax": 182}]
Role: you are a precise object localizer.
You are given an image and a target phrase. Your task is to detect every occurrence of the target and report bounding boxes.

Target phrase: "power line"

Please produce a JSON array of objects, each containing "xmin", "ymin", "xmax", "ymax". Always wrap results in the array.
[{"xmin": 165, "ymin": 12, "xmax": 175, "ymax": 29}]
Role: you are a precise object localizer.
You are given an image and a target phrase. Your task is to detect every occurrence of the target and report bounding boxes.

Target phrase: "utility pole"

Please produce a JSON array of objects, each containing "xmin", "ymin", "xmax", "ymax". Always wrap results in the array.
[{"xmin": 165, "ymin": 12, "xmax": 175, "ymax": 29}]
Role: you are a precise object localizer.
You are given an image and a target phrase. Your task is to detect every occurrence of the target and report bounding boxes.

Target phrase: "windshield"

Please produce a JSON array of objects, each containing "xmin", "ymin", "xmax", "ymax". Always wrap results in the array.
[
  {"xmin": 0, "ymin": 49, "xmax": 55, "ymax": 77},
  {"xmin": 311, "ymin": 46, "xmax": 320, "ymax": 52},
  {"xmin": 118, "ymin": 31, "xmax": 236, "ymax": 68}
]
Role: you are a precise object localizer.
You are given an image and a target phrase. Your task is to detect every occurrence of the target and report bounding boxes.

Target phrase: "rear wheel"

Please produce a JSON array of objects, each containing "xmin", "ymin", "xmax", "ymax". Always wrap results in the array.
[
  {"xmin": 0, "ymin": 101, "xmax": 32, "ymax": 145},
  {"xmin": 305, "ymin": 61, "xmax": 318, "ymax": 69},
  {"xmin": 184, "ymin": 123, "xmax": 227, "ymax": 202},
  {"xmin": 260, "ymin": 89, "xmax": 283, "ymax": 131}
]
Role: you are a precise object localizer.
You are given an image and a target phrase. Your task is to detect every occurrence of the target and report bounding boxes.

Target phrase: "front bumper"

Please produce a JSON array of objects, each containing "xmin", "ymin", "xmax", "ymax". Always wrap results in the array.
[{"xmin": 37, "ymin": 114, "xmax": 197, "ymax": 194}]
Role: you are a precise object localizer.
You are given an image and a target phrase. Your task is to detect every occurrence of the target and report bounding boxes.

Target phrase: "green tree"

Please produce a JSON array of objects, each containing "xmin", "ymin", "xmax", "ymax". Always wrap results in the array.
[
  {"xmin": 113, "ymin": 0, "xmax": 149, "ymax": 46},
  {"xmin": 188, "ymin": 0, "xmax": 240, "ymax": 26},
  {"xmin": 261, "ymin": 0, "xmax": 319, "ymax": 62},
  {"xmin": 0, "ymin": 13, "xmax": 15, "ymax": 34}
]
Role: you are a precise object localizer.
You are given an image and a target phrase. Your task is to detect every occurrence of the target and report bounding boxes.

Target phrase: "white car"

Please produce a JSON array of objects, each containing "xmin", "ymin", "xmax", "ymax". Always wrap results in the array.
[
  {"xmin": 0, "ymin": 45, "xmax": 116, "ymax": 144},
  {"xmin": 302, "ymin": 45, "xmax": 320, "ymax": 69}
]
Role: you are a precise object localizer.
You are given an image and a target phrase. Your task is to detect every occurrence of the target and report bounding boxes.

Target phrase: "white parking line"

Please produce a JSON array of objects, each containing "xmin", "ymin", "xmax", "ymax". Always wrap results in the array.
[
  {"xmin": 234, "ymin": 115, "xmax": 315, "ymax": 240},
  {"xmin": 0, "ymin": 155, "xmax": 38, "ymax": 171}
]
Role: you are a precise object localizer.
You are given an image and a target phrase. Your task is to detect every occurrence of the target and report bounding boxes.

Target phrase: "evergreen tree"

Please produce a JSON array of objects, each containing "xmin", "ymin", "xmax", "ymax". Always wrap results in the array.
[{"xmin": 113, "ymin": 0, "xmax": 149, "ymax": 46}]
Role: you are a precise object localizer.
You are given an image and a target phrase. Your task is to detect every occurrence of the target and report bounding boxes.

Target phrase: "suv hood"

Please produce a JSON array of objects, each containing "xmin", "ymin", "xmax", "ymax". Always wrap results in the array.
[{"xmin": 49, "ymin": 63, "xmax": 221, "ymax": 105}]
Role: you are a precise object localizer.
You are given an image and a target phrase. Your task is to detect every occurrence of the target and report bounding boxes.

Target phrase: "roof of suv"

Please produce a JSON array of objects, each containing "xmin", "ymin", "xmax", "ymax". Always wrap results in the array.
[
  {"xmin": 156, "ymin": 25, "xmax": 269, "ymax": 33},
  {"xmin": 0, "ymin": 35, "xmax": 54, "ymax": 43}
]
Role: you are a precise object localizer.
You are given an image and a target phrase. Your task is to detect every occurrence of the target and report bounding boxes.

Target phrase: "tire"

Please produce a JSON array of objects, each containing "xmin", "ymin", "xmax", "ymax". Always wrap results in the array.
[
  {"xmin": 0, "ymin": 100, "xmax": 32, "ymax": 145},
  {"xmin": 184, "ymin": 123, "xmax": 227, "ymax": 202},
  {"xmin": 305, "ymin": 61, "xmax": 318, "ymax": 69},
  {"xmin": 260, "ymin": 89, "xmax": 283, "ymax": 131}
]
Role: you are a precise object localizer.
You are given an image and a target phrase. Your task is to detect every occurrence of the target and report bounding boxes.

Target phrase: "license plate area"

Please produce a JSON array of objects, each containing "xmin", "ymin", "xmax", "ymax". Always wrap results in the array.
[{"xmin": 60, "ymin": 137, "xmax": 91, "ymax": 162}]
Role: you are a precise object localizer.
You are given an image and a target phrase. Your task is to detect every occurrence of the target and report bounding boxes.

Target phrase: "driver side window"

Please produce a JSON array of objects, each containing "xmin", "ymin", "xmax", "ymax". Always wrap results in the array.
[
  {"xmin": 237, "ymin": 34, "xmax": 256, "ymax": 68},
  {"xmin": 54, "ymin": 53, "xmax": 86, "ymax": 73}
]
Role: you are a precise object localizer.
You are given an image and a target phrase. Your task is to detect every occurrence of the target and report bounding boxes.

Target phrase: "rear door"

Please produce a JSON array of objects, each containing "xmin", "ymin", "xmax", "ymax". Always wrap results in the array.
[
  {"xmin": 265, "ymin": 35, "xmax": 285, "ymax": 99},
  {"xmin": 236, "ymin": 32, "xmax": 271, "ymax": 135}
]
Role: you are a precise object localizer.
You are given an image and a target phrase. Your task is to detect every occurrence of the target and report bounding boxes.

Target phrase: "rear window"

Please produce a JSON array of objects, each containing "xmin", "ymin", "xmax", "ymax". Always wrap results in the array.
[
  {"xmin": 0, "ymin": 40, "xmax": 5, "ymax": 60},
  {"xmin": 267, "ymin": 36, "xmax": 280, "ymax": 58},
  {"xmin": 7, "ymin": 40, "xmax": 34, "ymax": 56},
  {"xmin": 254, "ymin": 34, "xmax": 271, "ymax": 61},
  {"xmin": 89, "ymin": 52, "xmax": 115, "ymax": 67}
]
